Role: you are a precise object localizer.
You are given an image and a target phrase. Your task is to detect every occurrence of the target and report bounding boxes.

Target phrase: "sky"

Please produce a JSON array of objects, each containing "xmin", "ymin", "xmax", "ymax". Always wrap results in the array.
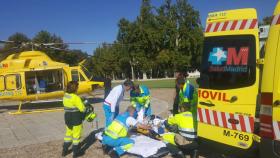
[{"xmin": 0, "ymin": 0, "xmax": 277, "ymax": 54}]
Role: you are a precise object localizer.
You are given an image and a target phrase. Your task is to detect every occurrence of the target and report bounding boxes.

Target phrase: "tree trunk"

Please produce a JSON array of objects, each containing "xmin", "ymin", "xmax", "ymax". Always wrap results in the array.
[
  {"xmin": 112, "ymin": 72, "xmax": 115, "ymax": 80},
  {"xmin": 130, "ymin": 60, "xmax": 135, "ymax": 80},
  {"xmin": 143, "ymin": 72, "xmax": 147, "ymax": 80}
]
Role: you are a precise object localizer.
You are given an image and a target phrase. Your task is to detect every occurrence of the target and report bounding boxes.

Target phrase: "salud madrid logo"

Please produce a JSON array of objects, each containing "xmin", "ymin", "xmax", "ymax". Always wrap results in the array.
[{"xmin": 208, "ymin": 47, "xmax": 249, "ymax": 72}]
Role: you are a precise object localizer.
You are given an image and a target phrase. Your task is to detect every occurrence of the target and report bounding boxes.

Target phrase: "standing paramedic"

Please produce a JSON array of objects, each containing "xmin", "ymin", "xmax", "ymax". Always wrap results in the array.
[
  {"xmin": 173, "ymin": 72, "xmax": 186, "ymax": 115},
  {"xmin": 102, "ymin": 106, "xmax": 151, "ymax": 158},
  {"xmin": 178, "ymin": 77, "xmax": 198, "ymax": 119},
  {"xmin": 103, "ymin": 80, "xmax": 134, "ymax": 127},
  {"xmin": 62, "ymin": 81, "xmax": 86, "ymax": 158},
  {"xmin": 130, "ymin": 84, "xmax": 152, "ymax": 121}
]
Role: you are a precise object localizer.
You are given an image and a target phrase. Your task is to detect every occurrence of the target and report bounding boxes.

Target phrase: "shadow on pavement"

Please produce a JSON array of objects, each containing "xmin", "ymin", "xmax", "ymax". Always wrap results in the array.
[
  {"xmin": 0, "ymin": 101, "xmax": 64, "ymax": 111},
  {"xmin": 0, "ymin": 97, "xmax": 104, "ymax": 113},
  {"xmin": 80, "ymin": 128, "xmax": 104, "ymax": 154},
  {"xmin": 87, "ymin": 97, "xmax": 104, "ymax": 104}
]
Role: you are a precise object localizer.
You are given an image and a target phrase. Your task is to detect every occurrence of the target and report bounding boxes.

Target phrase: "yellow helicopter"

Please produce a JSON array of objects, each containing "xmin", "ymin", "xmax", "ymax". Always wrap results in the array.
[{"xmin": 0, "ymin": 41, "xmax": 104, "ymax": 114}]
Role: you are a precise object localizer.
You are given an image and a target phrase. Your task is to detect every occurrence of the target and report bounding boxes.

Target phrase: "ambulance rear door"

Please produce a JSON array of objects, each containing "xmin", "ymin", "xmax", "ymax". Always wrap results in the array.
[
  {"xmin": 197, "ymin": 9, "xmax": 260, "ymax": 156},
  {"xmin": 272, "ymin": 27, "xmax": 280, "ymax": 157},
  {"xmin": 259, "ymin": 2, "xmax": 280, "ymax": 158},
  {"xmin": 272, "ymin": 3, "xmax": 280, "ymax": 157}
]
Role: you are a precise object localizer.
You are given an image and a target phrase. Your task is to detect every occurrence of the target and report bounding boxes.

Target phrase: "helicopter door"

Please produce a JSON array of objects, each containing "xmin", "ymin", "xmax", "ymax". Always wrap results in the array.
[
  {"xmin": 5, "ymin": 74, "xmax": 21, "ymax": 91},
  {"xmin": 0, "ymin": 75, "xmax": 4, "ymax": 91},
  {"xmin": 25, "ymin": 69, "xmax": 64, "ymax": 95},
  {"xmin": 71, "ymin": 68, "xmax": 90, "ymax": 94}
]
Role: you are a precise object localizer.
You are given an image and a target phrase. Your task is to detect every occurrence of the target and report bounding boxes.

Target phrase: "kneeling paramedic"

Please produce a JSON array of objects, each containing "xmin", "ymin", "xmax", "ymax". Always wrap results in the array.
[
  {"xmin": 102, "ymin": 106, "xmax": 151, "ymax": 158},
  {"xmin": 162, "ymin": 103, "xmax": 198, "ymax": 158},
  {"xmin": 62, "ymin": 81, "xmax": 96, "ymax": 157},
  {"xmin": 130, "ymin": 84, "xmax": 152, "ymax": 122}
]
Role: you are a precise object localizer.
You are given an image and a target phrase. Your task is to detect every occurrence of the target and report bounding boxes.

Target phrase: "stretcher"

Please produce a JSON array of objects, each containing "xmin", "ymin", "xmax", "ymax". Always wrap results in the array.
[
  {"xmin": 96, "ymin": 114, "xmax": 173, "ymax": 157},
  {"xmin": 95, "ymin": 132, "xmax": 170, "ymax": 158}
]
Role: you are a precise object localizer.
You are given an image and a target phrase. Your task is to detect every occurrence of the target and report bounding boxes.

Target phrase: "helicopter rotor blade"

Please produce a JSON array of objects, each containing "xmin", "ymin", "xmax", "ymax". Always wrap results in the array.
[
  {"xmin": 46, "ymin": 46, "xmax": 69, "ymax": 51},
  {"xmin": 2, "ymin": 46, "xmax": 21, "ymax": 52},
  {"xmin": 42, "ymin": 42, "xmax": 98, "ymax": 46},
  {"xmin": 0, "ymin": 40, "xmax": 15, "ymax": 43}
]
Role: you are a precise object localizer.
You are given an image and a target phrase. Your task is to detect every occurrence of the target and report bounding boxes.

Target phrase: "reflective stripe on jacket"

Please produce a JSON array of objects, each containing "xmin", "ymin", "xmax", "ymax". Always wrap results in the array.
[
  {"xmin": 179, "ymin": 80, "xmax": 194, "ymax": 106},
  {"xmin": 105, "ymin": 112, "xmax": 130, "ymax": 139},
  {"xmin": 63, "ymin": 93, "xmax": 86, "ymax": 113},
  {"xmin": 130, "ymin": 85, "xmax": 150, "ymax": 108},
  {"xmin": 63, "ymin": 93, "xmax": 86, "ymax": 128},
  {"xmin": 167, "ymin": 111, "xmax": 197, "ymax": 140}
]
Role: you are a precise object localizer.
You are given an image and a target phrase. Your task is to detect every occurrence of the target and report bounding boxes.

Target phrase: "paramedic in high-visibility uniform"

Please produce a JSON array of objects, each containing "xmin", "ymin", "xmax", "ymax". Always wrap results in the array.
[
  {"xmin": 178, "ymin": 77, "xmax": 198, "ymax": 123},
  {"xmin": 130, "ymin": 84, "xmax": 152, "ymax": 121},
  {"xmin": 162, "ymin": 102, "xmax": 198, "ymax": 158},
  {"xmin": 62, "ymin": 81, "xmax": 86, "ymax": 158},
  {"xmin": 102, "ymin": 106, "xmax": 151, "ymax": 158},
  {"xmin": 103, "ymin": 80, "xmax": 134, "ymax": 127}
]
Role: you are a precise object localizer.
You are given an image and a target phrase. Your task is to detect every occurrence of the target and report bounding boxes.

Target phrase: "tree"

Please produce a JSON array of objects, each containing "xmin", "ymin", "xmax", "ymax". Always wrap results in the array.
[
  {"xmin": 260, "ymin": 16, "xmax": 273, "ymax": 25},
  {"xmin": 91, "ymin": 0, "xmax": 204, "ymax": 79},
  {"xmin": 32, "ymin": 30, "xmax": 86, "ymax": 66},
  {"xmin": 0, "ymin": 31, "xmax": 87, "ymax": 66},
  {"xmin": 3, "ymin": 32, "xmax": 30, "ymax": 50}
]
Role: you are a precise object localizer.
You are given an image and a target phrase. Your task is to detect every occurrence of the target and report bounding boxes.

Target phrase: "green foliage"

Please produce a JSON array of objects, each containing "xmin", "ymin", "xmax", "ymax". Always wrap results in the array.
[
  {"xmin": 112, "ymin": 78, "xmax": 198, "ymax": 88},
  {"xmin": 1, "ymin": 0, "xmax": 204, "ymax": 80},
  {"xmin": 92, "ymin": 0, "xmax": 204, "ymax": 79},
  {"xmin": 0, "ymin": 31, "xmax": 87, "ymax": 66},
  {"xmin": 260, "ymin": 16, "xmax": 273, "ymax": 25},
  {"xmin": 5, "ymin": 32, "xmax": 31, "ymax": 48}
]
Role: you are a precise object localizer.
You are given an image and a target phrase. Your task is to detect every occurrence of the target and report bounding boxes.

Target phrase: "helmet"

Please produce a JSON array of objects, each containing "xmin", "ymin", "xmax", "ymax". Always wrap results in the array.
[
  {"xmin": 85, "ymin": 112, "xmax": 96, "ymax": 122},
  {"xmin": 84, "ymin": 104, "xmax": 96, "ymax": 122}
]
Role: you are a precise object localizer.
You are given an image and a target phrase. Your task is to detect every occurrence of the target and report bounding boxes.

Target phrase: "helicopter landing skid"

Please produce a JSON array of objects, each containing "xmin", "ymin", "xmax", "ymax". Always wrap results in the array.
[{"xmin": 9, "ymin": 101, "xmax": 64, "ymax": 115}]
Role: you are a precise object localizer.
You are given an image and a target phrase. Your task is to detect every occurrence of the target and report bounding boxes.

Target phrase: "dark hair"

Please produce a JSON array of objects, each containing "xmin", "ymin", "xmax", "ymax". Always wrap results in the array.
[
  {"xmin": 176, "ymin": 72, "xmax": 189, "ymax": 79},
  {"xmin": 66, "ymin": 81, "xmax": 79, "ymax": 93},
  {"xmin": 177, "ymin": 78, "xmax": 186, "ymax": 86},
  {"xmin": 180, "ymin": 102, "xmax": 191, "ymax": 112},
  {"xmin": 123, "ymin": 79, "xmax": 134, "ymax": 88},
  {"xmin": 134, "ymin": 84, "xmax": 140, "ymax": 90}
]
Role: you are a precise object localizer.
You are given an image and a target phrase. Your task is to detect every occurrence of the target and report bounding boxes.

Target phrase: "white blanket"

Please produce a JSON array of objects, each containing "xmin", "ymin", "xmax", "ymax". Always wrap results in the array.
[
  {"xmin": 95, "ymin": 132, "xmax": 166, "ymax": 157},
  {"xmin": 128, "ymin": 135, "xmax": 166, "ymax": 157}
]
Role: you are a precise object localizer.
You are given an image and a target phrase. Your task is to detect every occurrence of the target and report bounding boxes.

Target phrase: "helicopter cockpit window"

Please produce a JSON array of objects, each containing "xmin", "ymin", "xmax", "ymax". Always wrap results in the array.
[
  {"xmin": 5, "ymin": 74, "xmax": 21, "ymax": 90},
  {"xmin": 79, "ymin": 73, "xmax": 86, "ymax": 81},
  {"xmin": 71, "ymin": 70, "xmax": 79, "ymax": 81},
  {"xmin": 0, "ymin": 76, "xmax": 5, "ymax": 91}
]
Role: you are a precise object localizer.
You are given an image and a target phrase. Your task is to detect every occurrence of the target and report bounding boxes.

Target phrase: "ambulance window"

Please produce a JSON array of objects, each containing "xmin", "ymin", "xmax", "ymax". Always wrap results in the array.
[
  {"xmin": 200, "ymin": 35, "xmax": 256, "ymax": 90},
  {"xmin": 0, "ymin": 76, "xmax": 4, "ymax": 91},
  {"xmin": 5, "ymin": 74, "xmax": 21, "ymax": 90},
  {"xmin": 71, "ymin": 70, "xmax": 79, "ymax": 81}
]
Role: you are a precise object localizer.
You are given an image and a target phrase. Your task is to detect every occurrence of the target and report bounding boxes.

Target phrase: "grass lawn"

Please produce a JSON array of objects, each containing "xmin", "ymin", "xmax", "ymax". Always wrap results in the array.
[{"xmin": 112, "ymin": 78, "xmax": 198, "ymax": 88}]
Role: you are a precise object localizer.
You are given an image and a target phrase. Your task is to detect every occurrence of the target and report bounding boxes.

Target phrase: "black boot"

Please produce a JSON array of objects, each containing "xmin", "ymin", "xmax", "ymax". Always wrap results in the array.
[
  {"xmin": 62, "ymin": 142, "xmax": 72, "ymax": 157},
  {"xmin": 190, "ymin": 149, "xmax": 199, "ymax": 158},
  {"xmin": 108, "ymin": 149, "xmax": 119, "ymax": 158},
  {"xmin": 102, "ymin": 144, "xmax": 112, "ymax": 154},
  {"xmin": 72, "ymin": 144, "xmax": 84, "ymax": 158},
  {"xmin": 175, "ymin": 151, "xmax": 185, "ymax": 158}
]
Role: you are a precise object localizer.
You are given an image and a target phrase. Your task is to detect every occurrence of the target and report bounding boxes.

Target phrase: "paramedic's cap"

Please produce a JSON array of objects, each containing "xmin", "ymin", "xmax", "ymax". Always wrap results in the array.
[
  {"xmin": 123, "ymin": 79, "xmax": 134, "ymax": 88},
  {"xmin": 177, "ymin": 78, "xmax": 185, "ymax": 85}
]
